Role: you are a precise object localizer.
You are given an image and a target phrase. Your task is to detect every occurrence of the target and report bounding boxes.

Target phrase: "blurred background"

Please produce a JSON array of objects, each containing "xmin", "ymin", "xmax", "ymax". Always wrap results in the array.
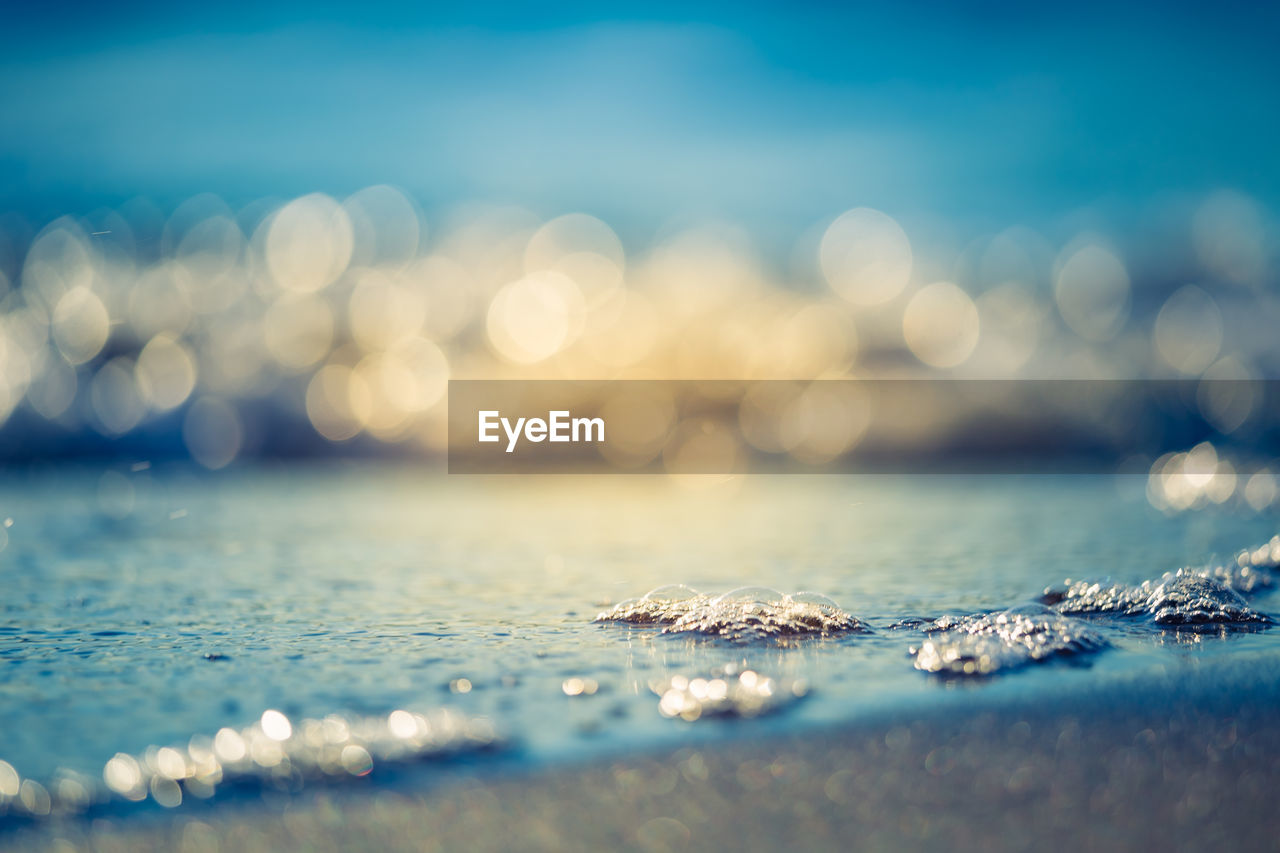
[
  {"xmin": 4, "ymin": 4, "xmax": 1280, "ymax": 832},
  {"xmin": 1, "ymin": 0, "xmax": 1278, "ymax": 508}
]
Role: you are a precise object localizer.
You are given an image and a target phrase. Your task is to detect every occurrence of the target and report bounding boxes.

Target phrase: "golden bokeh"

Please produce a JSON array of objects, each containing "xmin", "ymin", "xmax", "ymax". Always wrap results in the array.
[{"xmin": 0, "ymin": 187, "xmax": 1271, "ymax": 507}]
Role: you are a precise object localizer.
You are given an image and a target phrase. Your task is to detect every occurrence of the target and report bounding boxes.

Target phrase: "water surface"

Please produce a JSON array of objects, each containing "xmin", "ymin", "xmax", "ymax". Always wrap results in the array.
[{"xmin": 1, "ymin": 466, "xmax": 1277, "ymax": 811}]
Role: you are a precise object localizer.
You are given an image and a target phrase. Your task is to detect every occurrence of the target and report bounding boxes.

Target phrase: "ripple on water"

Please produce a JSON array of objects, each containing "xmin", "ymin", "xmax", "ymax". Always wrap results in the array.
[
  {"xmin": 649, "ymin": 665, "xmax": 808, "ymax": 721},
  {"xmin": 595, "ymin": 585, "xmax": 867, "ymax": 641},
  {"xmin": 0, "ymin": 707, "xmax": 499, "ymax": 823},
  {"xmin": 911, "ymin": 604, "xmax": 1109, "ymax": 677}
]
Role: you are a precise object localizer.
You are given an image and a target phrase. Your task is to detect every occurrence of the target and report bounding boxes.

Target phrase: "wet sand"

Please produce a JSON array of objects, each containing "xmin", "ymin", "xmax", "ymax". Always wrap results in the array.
[{"xmin": 10, "ymin": 652, "xmax": 1280, "ymax": 852}]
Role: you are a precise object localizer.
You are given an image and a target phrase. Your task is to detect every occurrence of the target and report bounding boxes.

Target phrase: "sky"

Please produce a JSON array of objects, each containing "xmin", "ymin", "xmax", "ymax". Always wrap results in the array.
[{"xmin": 2, "ymin": 1, "xmax": 1278, "ymax": 242}]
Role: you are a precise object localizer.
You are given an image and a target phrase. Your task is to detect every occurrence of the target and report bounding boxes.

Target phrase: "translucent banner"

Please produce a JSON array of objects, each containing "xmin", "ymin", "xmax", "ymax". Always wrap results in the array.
[{"xmin": 447, "ymin": 379, "xmax": 1279, "ymax": 474}]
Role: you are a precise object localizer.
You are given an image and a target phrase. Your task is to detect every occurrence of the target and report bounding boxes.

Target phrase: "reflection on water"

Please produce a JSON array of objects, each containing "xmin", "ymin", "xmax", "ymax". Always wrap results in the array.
[
  {"xmin": 651, "ymin": 666, "xmax": 807, "ymax": 721},
  {"xmin": 0, "ymin": 706, "xmax": 498, "ymax": 821},
  {"xmin": 0, "ymin": 466, "xmax": 1278, "ymax": 823}
]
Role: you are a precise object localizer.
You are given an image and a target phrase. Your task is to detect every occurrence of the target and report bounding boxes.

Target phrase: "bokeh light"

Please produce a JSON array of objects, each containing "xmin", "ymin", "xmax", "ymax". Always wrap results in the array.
[
  {"xmin": 0, "ymin": 187, "xmax": 1272, "ymax": 480},
  {"xmin": 820, "ymin": 208, "xmax": 913, "ymax": 306},
  {"xmin": 1054, "ymin": 244, "xmax": 1130, "ymax": 343},
  {"xmin": 265, "ymin": 194, "xmax": 354, "ymax": 293},
  {"xmin": 1153, "ymin": 285, "xmax": 1222, "ymax": 375},
  {"xmin": 902, "ymin": 282, "xmax": 980, "ymax": 369}
]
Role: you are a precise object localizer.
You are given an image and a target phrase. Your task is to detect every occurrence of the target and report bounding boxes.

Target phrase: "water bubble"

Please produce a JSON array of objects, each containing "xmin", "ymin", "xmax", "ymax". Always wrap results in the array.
[
  {"xmin": 641, "ymin": 584, "xmax": 700, "ymax": 602},
  {"xmin": 597, "ymin": 586, "xmax": 866, "ymax": 641},
  {"xmin": 1144, "ymin": 573, "xmax": 1268, "ymax": 627},
  {"xmin": 998, "ymin": 602, "xmax": 1056, "ymax": 620},
  {"xmin": 1042, "ymin": 540, "xmax": 1280, "ymax": 615},
  {"xmin": 913, "ymin": 608, "xmax": 1108, "ymax": 676},
  {"xmin": 786, "ymin": 591, "xmax": 841, "ymax": 613},
  {"xmin": 711, "ymin": 586, "xmax": 785, "ymax": 607}
]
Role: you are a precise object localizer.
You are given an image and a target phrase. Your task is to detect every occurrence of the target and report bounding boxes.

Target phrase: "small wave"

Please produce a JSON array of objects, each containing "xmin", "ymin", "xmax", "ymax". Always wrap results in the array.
[
  {"xmin": 0, "ymin": 707, "xmax": 498, "ymax": 823},
  {"xmin": 1146, "ymin": 573, "xmax": 1269, "ymax": 626},
  {"xmin": 649, "ymin": 665, "xmax": 807, "ymax": 721},
  {"xmin": 595, "ymin": 585, "xmax": 867, "ymax": 641},
  {"xmin": 1040, "ymin": 535, "xmax": 1279, "ymax": 622},
  {"xmin": 1042, "ymin": 570, "xmax": 1271, "ymax": 626},
  {"xmin": 911, "ymin": 604, "xmax": 1109, "ymax": 677}
]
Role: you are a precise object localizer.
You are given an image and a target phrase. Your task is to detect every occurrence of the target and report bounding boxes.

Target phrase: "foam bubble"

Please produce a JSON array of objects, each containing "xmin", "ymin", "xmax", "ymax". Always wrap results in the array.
[
  {"xmin": 1144, "ymin": 573, "xmax": 1268, "ymax": 627},
  {"xmin": 596, "ymin": 585, "xmax": 867, "ymax": 641},
  {"xmin": 642, "ymin": 584, "xmax": 701, "ymax": 602},
  {"xmin": 1041, "ymin": 539, "xmax": 1277, "ymax": 625},
  {"xmin": 787, "ymin": 591, "xmax": 842, "ymax": 615},
  {"xmin": 1039, "ymin": 578, "xmax": 1150, "ymax": 615},
  {"xmin": 912, "ymin": 604, "xmax": 1109, "ymax": 676},
  {"xmin": 710, "ymin": 586, "xmax": 785, "ymax": 607}
]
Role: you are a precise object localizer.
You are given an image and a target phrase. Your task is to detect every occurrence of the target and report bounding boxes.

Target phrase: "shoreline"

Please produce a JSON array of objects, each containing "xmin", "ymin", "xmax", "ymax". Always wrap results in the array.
[{"xmin": 11, "ymin": 651, "xmax": 1280, "ymax": 852}]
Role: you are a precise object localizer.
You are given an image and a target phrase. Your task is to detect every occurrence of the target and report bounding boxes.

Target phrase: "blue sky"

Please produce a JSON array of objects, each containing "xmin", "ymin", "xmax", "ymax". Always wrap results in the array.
[{"xmin": 2, "ymin": 1, "xmax": 1277, "ymax": 240}]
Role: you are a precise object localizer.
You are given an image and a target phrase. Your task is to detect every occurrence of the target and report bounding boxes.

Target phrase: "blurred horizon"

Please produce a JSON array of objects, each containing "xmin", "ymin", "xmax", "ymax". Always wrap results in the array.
[{"xmin": 0, "ymin": 1, "xmax": 1278, "ymax": 514}]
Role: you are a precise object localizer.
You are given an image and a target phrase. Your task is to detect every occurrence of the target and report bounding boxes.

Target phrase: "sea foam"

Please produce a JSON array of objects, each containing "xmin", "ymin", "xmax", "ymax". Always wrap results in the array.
[
  {"xmin": 595, "ymin": 585, "xmax": 867, "ymax": 641},
  {"xmin": 911, "ymin": 604, "xmax": 1109, "ymax": 676}
]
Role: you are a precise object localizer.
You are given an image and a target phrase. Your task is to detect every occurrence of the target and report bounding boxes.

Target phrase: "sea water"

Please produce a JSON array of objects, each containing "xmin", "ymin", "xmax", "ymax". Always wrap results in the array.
[{"xmin": 1, "ymin": 465, "xmax": 1277, "ymax": 820}]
